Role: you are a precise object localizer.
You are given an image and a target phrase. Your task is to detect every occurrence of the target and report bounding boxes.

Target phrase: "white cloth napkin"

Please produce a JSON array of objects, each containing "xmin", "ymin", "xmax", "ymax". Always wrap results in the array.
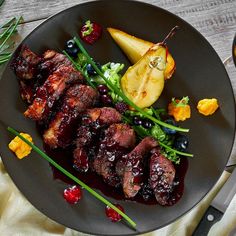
[{"xmin": 0, "ymin": 157, "xmax": 235, "ymax": 236}]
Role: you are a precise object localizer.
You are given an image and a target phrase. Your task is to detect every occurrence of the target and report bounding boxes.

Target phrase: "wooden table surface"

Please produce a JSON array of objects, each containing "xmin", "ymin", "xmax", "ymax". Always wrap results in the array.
[{"xmin": 0, "ymin": 0, "xmax": 235, "ymax": 163}]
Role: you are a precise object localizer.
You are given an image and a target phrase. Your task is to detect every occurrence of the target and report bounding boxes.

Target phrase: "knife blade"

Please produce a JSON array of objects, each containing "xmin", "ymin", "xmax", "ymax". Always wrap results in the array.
[{"xmin": 193, "ymin": 166, "xmax": 236, "ymax": 236}]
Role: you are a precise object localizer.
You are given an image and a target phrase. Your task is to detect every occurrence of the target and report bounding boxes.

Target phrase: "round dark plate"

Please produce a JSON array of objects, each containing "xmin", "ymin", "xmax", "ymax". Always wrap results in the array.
[{"xmin": 0, "ymin": 0, "xmax": 235, "ymax": 235}]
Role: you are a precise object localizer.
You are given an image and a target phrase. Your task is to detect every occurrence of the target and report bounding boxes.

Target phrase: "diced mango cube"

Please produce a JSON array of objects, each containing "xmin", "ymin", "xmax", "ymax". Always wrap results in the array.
[{"xmin": 8, "ymin": 133, "xmax": 33, "ymax": 159}]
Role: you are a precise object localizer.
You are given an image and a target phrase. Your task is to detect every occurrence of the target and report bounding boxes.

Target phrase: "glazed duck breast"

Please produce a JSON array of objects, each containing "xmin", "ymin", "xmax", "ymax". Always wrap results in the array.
[
  {"xmin": 116, "ymin": 136, "xmax": 158, "ymax": 198},
  {"xmin": 149, "ymin": 148, "xmax": 176, "ymax": 206}
]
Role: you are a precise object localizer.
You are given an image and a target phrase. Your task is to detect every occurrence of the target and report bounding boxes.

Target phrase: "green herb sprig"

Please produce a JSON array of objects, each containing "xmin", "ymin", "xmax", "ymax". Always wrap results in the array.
[
  {"xmin": 0, "ymin": 17, "xmax": 23, "ymax": 66},
  {"xmin": 171, "ymin": 96, "xmax": 189, "ymax": 107},
  {"xmin": 7, "ymin": 126, "xmax": 136, "ymax": 229},
  {"xmin": 0, "ymin": 0, "xmax": 5, "ymax": 7},
  {"xmin": 73, "ymin": 37, "xmax": 189, "ymax": 133},
  {"xmin": 81, "ymin": 20, "xmax": 93, "ymax": 37},
  {"xmin": 63, "ymin": 50, "xmax": 95, "ymax": 88},
  {"xmin": 122, "ymin": 115, "xmax": 193, "ymax": 164}
]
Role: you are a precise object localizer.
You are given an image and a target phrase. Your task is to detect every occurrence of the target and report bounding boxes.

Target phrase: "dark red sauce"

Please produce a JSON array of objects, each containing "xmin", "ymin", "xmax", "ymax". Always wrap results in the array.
[
  {"xmin": 44, "ymin": 144, "xmax": 188, "ymax": 206},
  {"xmin": 14, "ymin": 44, "xmax": 189, "ymax": 207}
]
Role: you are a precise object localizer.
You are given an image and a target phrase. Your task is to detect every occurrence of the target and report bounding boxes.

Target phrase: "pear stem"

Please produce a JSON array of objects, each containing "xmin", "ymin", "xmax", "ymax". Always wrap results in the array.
[{"xmin": 162, "ymin": 26, "xmax": 180, "ymax": 45}]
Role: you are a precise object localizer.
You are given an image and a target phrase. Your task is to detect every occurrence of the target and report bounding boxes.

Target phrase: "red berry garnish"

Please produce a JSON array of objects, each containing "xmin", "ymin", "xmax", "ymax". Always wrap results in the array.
[
  {"xmin": 105, "ymin": 204, "xmax": 124, "ymax": 222},
  {"xmin": 63, "ymin": 185, "xmax": 82, "ymax": 204},
  {"xmin": 80, "ymin": 20, "xmax": 102, "ymax": 44}
]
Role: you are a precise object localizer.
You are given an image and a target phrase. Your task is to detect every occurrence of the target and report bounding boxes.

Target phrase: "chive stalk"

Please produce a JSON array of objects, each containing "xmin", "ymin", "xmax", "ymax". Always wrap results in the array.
[
  {"xmin": 0, "ymin": 17, "xmax": 22, "ymax": 51},
  {"xmin": 0, "ymin": 20, "xmax": 15, "ymax": 39},
  {"xmin": 0, "ymin": 17, "xmax": 22, "ymax": 65},
  {"xmin": 123, "ymin": 116, "xmax": 193, "ymax": 158},
  {"xmin": 63, "ymin": 50, "xmax": 96, "ymax": 89},
  {"xmin": 0, "ymin": 57, "xmax": 10, "ymax": 64},
  {"xmin": 73, "ymin": 37, "xmax": 189, "ymax": 133},
  {"xmin": 7, "ymin": 126, "xmax": 137, "ymax": 229},
  {"xmin": 0, "ymin": 17, "xmax": 16, "ymax": 29},
  {"xmin": 0, "ymin": 0, "xmax": 4, "ymax": 7},
  {"xmin": 159, "ymin": 141, "xmax": 193, "ymax": 157}
]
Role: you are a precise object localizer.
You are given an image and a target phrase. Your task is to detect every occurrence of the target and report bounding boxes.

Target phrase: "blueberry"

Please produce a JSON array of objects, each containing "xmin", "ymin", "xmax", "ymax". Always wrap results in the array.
[
  {"xmin": 65, "ymin": 47, "xmax": 79, "ymax": 57},
  {"xmin": 133, "ymin": 116, "xmax": 143, "ymax": 126},
  {"xmin": 101, "ymin": 94, "xmax": 113, "ymax": 106},
  {"xmin": 66, "ymin": 39, "xmax": 76, "ymax": 49},
  {"xmin": 142, "ymin": 119, "xmax": 153, "ymax": 129},
  {"xmin": 65, "ymin": 39, "xmax": 79, "ymax": 57},
  {"xmin": 173, "ymin": 135, "xmax": 189, "ymax": 152},
  {"xmin": 162, "ymin": 118, "xmax": 177, "ymax": 134},
  {"xmin": 97, "ymin": 84, "xmax": 109, "ymax": 95},
  {"xmin": 86, "ymin": 62, "xmax": 101, "ymax": 76}
]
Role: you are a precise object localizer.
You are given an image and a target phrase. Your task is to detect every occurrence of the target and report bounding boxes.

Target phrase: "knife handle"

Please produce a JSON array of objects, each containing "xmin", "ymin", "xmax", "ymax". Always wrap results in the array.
[{"xmin": 192, "ymin": 206, "xmax": 223, "ymax": 236}]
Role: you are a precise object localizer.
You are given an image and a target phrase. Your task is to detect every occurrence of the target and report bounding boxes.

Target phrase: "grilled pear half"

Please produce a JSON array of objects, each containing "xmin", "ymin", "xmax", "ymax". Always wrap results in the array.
[
  {"xmin": 121, "ymin": 43, "xmax": 167, "ymax": 108},
  {"xmin": 107, "ymin": 27, "xmax": 175, "ymax": 79}
]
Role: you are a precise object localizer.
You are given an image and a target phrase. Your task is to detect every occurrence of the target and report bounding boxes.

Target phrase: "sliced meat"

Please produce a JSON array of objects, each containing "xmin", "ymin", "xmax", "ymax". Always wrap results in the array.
[
  {"xmin": 83, "ymin": 107, "xmax": 122, "ymax": 127},
  {"xmin": 93, "ymin": 123, "xmax": 136, "ymax": 187},
  {"xmin": 12, "ymin": 47, "xmax": 74, "ymax": 104},
  {"xmin": 24, "ymin": 66, "xmax": 84, "ymax": 121},
  {"xmin": 43, "ymin": 84, "xmax": 98, "ymax": 148},
  {"xmin": 149, "ymin": 148, "xmax": 176, "ymax": 206},
  {"xmin": 73, "ymin": 107, "xmax": 122, "ymax": 172},
  {"xmin": 11, "ymin": 46, "xmax": 42, "ymax": 103},
  {"xmin": 116, "ymin": 136, "xmax": 157, "ymax": 198},
  {"xmin": 73, "ymin": 126, "xmax": 95, "ymax": 172},
  {"xmin": 39, "ymin": 50, "xmax": 72, "ymax": 74},
  {"xmin": 19, "ymin": 80, "xmax": 35, "ymax": 104},
  {"xmin": 11, "ymin": 45, "xmax": 42, "ymax": 80}
]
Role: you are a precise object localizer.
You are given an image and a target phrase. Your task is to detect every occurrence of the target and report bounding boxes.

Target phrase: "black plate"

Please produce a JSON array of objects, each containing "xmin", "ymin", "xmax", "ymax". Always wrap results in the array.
[{"xmin": 0, "ymin": 1, "xmax": 235, "ymax": 235}]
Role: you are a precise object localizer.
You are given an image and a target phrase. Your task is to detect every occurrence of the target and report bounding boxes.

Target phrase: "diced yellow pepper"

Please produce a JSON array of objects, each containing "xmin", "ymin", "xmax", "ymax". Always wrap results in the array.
[
  {"xmin": 197, "ymin": 98, "xmax": 219, "ymax": 116},
  {"xmin": 8, "ymin": 133, "xmax": 33, "ymax": 159}
]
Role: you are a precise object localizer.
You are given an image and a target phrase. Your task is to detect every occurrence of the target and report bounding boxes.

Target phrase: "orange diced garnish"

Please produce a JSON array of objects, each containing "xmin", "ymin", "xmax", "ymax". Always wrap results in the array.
[
  {"xmin": 168, "ymin": 97, "xmax": 191, "ymax": 121},
  {"xmin": 8, "ymin": 133, "xmax": 33, "ymax": 159},
  {"xmin": 197, "ymin": 98, "xmax": 219, "ymax": 116}
]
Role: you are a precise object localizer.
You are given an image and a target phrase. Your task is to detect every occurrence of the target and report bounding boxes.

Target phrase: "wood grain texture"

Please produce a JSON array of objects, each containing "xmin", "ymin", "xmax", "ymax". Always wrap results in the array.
[{"xmin": 0, "ymin": 0, "xmax": 236, "ymax": 163}]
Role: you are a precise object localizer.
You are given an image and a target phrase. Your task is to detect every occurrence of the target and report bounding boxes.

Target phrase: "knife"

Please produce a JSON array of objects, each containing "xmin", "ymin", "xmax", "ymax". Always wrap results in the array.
[{"xmin": 193, "ymin": 166, "xmax": 236, "ymax": 236}]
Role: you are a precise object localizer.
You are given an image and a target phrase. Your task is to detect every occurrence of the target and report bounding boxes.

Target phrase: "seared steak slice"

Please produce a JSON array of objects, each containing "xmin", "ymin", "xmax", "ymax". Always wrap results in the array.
[
  {"xmin": 43, "ymin": 84, "xmax": 98, "ymax": 148},
  {"xmin": 11, "ymin": 45, "xmax": 41, "ymax": 80},
  {"xmin": 19, "ymin": 80, "xmax": 35, "ymax": 104},
  {"xmin": 73, "ymin": 107, "xmax": 122, "ymax": 172},
  {"xmin": 75, "ymin": 107, "xmax": 122, "ymax": 134},
  {"xmin": 116, "ymin": 136, "xmax": 157, "ymax": 198},
  {"xmin": 149, "ymin": 148, "xmax": 176, "ymax": 205},
  {"xmin": 39, "ymin": 50, "xmax": 72, "ymax": 75},
  {"xmin": 24, "ymin": 66, "xmax": 84, "ymax": 121},
  {"xmin": 12, "ymin": 48, "xmax": 74, "ymax": 104},
  {"xmin": 93, "ymin": 123, "xmax": 136, "ymax": 187},
  {"xmin": 73, "ymin": 126, "xmax": 94, "ymax": 172}
]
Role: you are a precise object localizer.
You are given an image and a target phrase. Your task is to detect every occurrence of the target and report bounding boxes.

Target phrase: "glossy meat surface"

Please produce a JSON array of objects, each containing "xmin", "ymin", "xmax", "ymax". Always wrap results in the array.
[
  {"xmin": 24, "ymin": 66, "xmax": 84, "ymax": 121},
  {"xmin": 12, "ymin": 47, "xmax": 74, "ymax": 104},
  {"xmin": 116, "ymin": 136, "xmax": 157, "ymax": 198},
  {"xmin": 39, "ymin": 50, "xmax": 72, "ymax": 74},
  {"xmin": 149, "ymin": 148, "xmax": 176, "ymax": 205},
  {"xmin": 73, "ymin": 107, "xmax": 122, "ymax": 173},
  {"xmin": 11, "ymin": 45, "xmax": 41, "ymax": 80},
  {"xmin": 93, "ymin": 123, "xmax": 136, "ymax": 187},
  {"xmin": 43, "ymin": 84, "xmax": 98, "ymax": 148}
]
